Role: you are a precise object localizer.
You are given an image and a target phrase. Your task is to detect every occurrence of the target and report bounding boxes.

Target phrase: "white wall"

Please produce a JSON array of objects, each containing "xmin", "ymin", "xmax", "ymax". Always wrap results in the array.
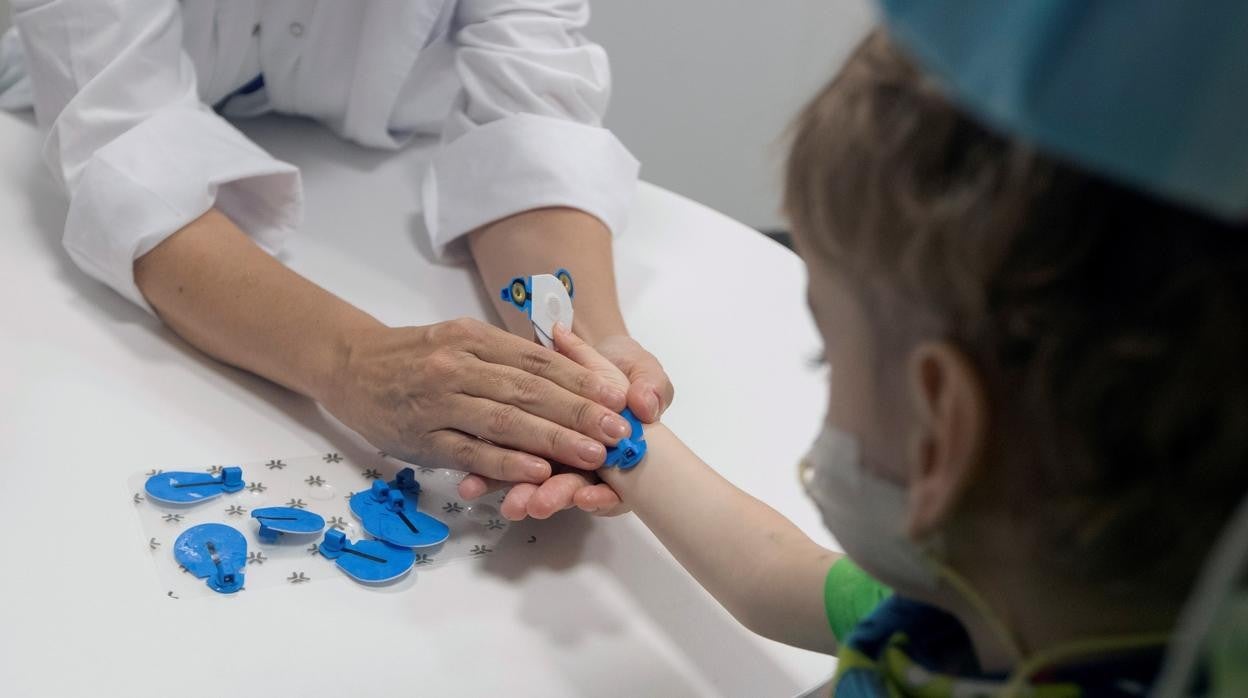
[
  {"xmin": 0, "ymin": 0, "xmax": 10, "ymax": 33},
  {"xmin": 591, "ymin": 1, "xmax": 875, "ymax": 229}
]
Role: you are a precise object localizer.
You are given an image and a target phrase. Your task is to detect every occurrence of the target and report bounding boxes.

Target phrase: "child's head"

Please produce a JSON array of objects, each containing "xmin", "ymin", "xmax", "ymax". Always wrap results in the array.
[{"xmin": 786, "ymin": 31, "xmax": 1248, "ymax": 618}]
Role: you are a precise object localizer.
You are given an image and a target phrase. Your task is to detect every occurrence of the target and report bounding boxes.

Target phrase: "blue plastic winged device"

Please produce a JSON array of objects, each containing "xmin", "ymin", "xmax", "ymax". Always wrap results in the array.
[
  {"xmin": 145, "ymin": 466, "xmax": 244, "ymax": 504},
  {"xmin": 174, "ymin": 523, "xmax": 247, "ymax": 594},
  {"xmin": 603, "ymin": 408, "xmax": 647, "ymax": 470},
  {"xmin": 348, "ymin": 468, "xmax": 449, "ymax": 548},
  {"xmin": 251, "ymin": 506, "xmax": 326, "ymax": 543},
  {"xmin": 500, "ymin": 269, "xmax": 575, "ymax": 348},
  {"xmin": 318, "ymin": 529, "xmax": 415, "ymax": 584}
]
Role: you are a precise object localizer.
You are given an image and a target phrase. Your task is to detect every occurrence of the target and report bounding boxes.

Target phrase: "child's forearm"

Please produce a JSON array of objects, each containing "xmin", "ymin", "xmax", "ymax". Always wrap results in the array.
[{"xmin": 599, "ymin": 424, "xmax": 840, "ymax": 653}]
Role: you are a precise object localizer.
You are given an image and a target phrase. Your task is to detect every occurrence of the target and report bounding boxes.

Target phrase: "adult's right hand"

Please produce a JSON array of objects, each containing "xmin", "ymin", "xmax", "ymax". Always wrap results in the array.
[{"xmin": 321, "ymin": 318, "xmax": 633, "ymax": 484}]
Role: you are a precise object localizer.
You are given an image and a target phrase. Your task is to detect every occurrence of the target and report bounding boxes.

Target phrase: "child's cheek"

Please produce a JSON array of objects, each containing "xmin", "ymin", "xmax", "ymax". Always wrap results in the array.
[{"xmin": 820, "ymin": 305, "xmax": 878, "ymax": 437}]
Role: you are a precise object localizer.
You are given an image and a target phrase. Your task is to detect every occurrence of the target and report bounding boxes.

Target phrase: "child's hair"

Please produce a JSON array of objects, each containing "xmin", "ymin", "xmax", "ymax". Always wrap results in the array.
[{"xmin": 785, "ymin": 31, "xmax": 1248, "ymax": 604}]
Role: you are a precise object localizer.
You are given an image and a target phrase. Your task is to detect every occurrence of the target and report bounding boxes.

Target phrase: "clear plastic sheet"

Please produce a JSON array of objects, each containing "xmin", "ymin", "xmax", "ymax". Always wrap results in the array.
[{"xmin": 127, "ymin": 452, "xmax": 512, "ymax": 599}]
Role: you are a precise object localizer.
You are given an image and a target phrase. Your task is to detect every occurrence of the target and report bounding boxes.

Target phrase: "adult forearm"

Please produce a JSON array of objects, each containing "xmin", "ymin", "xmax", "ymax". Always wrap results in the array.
[
  {"xmin": 468, "ymin": 207, "xmax": 628, "ymax": 344},
  {"xmin": 133, "ymin": 208, "xmax": 382, "ymax": 402},
  {"xmin": 134, "ymin": 210, "xmax": 636, "ymax": 482}
]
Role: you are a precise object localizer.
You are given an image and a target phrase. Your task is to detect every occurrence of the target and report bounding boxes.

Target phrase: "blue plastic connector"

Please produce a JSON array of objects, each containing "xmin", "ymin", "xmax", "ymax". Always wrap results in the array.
[
  {"xmin": 145, "ymin": 465, "xmax": 245, "ymax": 504},
  {"xmin": 500, "ymin": 276, "xmax": 532, "ymax": 314},
  {"xmin": 174, "ymin": 523, "xmax": 247, "ymax": 594},
  {"xmin": 220, "ymin": 466, "xmax": 244, "ymax": 492},
  {"xmin": 369, "ymin": 479, "xmax": 388, "ymax": 502},
  {"xmin": 318, "ymin": 529, "xmax": 348, "ymax": 558},
  {"xmin": 386, "ymin": 489, "xmax": 405, "ymax": 513},
  {"xmin": 603, "ymin": 408, "xmax": 647, "ymax": 470},
  {"xmin": 554, "ymin": 268, "xmax": 575, "ymax": 299},
  {"xmin": 389, "ymin": 468, "xmax": 421, "ymax": 496}
]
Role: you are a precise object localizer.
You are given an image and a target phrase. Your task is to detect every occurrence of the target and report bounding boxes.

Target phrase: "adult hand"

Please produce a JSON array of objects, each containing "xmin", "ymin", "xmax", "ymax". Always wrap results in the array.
[
  {"xmin": 322, "ymin": 318, "xmax": 633, "ymax": 484},
  {"xmin": 459, "ymin": 326, "xmax": 674, "ymax": 520},
  {"xmin": 462, "ymin": 207, "xmax": 675, "ymax": 518}
]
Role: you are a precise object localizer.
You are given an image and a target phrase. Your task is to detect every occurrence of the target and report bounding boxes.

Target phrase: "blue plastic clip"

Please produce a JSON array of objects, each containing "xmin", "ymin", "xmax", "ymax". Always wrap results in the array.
[
  {"xmin": 318, "ymin": 529, "xmax": 415, "ymax": 584},
  {"xmin": 501, "ymin": 276, "xmax": 533, "ymax": 314},
  {"xmin": 145, "ymin": 466, "xmax": 245, "ymax": 504},
  {"xmin": 251, "ymin": 506, "xmax": 326, "ymax": 543},
  {"xmin": 348, "ymin": 469, "xmax": 449, "ymax": 548},
  {"xmin": 389, "ymin": 468, "xmax": 422, "ymax": 496},
  {"xmin": 499, "ymin": 268, "xmax": 575, "ymax": 316},
  {"xmin": 173, "ymin": 523, "xmax": 247, "ymax": 594},
  {"xmin": 603, "ymin": 408, "xmax": 647, "ymax": 470}
]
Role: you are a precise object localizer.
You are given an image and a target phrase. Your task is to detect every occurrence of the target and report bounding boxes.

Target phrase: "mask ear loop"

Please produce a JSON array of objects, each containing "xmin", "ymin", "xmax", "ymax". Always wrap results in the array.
[
  {"xmin": 934, "ymin": 561, "xmax": 1026, "ymax": 662},
  {"xmin": 937, "ymin": 561, "xmax": 1169, "ymax": 696},
  {"xmin": 798, "ymin": 456, "xmax": 814, "ymax": 489}
]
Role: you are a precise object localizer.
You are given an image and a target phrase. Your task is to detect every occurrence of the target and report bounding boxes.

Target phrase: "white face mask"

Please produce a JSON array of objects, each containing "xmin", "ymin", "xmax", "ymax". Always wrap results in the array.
[
  {"xmin": 801, "ymin": 423, "xmax": 940, "ymax": 593},
  {"xmin": 803, "ymin": 424, "xmax": 1174, "ymax": 683}
]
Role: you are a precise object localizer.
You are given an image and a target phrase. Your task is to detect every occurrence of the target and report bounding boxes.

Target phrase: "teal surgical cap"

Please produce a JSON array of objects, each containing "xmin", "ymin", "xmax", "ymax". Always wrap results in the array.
[{"xmin": 879, "ymin": 1, "xmax": 1248, "ymax": 219}]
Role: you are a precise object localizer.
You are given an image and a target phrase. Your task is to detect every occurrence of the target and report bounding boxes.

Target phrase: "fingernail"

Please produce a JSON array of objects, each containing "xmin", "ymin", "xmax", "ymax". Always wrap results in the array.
[
  {"xmin": 645, "ymin": 390, "xmax": 661, "ymax": 417},
  {"xmin": 601, "ymin": 384, "xmax": 626, "ymax": 405},
  {"xmin": 577, "ymin": 439, "xmax": 606, "ymax": 464},
  {"xmin": 601, "ymin": 413, "xmax": 630, "ymax": 439},
  {"xmin": 527, "ymin": 460, "xmax": 550, "ymax": 480}
]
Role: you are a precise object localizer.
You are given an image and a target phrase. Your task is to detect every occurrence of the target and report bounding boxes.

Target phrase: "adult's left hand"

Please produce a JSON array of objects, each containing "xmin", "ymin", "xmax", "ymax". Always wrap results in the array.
[{"xmin": 458, "ymin": 329, "xmax": 674, "ymax": 520}]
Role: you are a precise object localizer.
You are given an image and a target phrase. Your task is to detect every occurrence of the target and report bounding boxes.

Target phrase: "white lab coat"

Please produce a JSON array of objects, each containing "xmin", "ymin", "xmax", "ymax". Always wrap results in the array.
[{"xmin": 3, "ymin": 0, "xmax": 639, "ymax": 313}]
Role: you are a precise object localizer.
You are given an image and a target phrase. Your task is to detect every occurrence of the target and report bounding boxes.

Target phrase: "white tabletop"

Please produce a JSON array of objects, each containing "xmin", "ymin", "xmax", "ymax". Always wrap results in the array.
[{"xmin": 0, "ymin": 111, "xmax": 835, "ymax": 697}]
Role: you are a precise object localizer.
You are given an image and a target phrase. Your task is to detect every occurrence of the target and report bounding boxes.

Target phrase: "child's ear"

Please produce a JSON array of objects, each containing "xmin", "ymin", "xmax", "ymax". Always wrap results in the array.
[{"xmin": 902, "ymin": 341, "xmax": 987, "ymax": 540}]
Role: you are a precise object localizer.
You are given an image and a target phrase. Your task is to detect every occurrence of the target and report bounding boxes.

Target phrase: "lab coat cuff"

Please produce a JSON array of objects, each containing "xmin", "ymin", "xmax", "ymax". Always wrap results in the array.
[
  {"xmin": 421, "ymin": 113, "xmax": 639, "ymax": 259},
  {"xmin": 61, "ymin": 108, "xmax": 303, "ymax": 315}
]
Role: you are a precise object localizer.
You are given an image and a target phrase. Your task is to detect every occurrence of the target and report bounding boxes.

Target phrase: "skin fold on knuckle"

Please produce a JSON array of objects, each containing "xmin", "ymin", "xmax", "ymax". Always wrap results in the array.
[
  {"xmin": 544, "ymin": 424, "xmax": 566, "ymax": 459},
  {"xmin": 571, "ymin": 397, "xmax": 599, "ymax": 436},
  {"xmin": 519, "ymin": 348, "xmax": 554, "ymax": 378},
  {"xmin": 510, "ymin": 372, "xmax": 546, "ymax": 409},
  {"xmin": 451, "ymin": 437, "xmax": 482, "ymax": 472},
  {"xmin": 487, "ymin": 404, "xmax": 522, "ymax": 441},
  {"xmin": 573, "ymin": 367, "xmax": 599, "ymax": 398}
]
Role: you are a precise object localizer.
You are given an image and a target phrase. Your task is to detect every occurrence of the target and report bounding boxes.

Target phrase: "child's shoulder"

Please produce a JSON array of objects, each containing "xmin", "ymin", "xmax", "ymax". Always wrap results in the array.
[{"xmin": 837, "ymin": 595, "xmax": 1164, "ymax": 696}]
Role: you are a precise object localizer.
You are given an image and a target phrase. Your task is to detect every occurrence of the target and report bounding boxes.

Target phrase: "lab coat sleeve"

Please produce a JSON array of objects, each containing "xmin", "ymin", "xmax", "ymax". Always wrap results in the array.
[
  {"xmin": 13, "ymin": 0, "xmax": 302, "ymax": 314},
  {"xmin": 421, "ymin": 0, "xmax": 640, "ymax": 257}
]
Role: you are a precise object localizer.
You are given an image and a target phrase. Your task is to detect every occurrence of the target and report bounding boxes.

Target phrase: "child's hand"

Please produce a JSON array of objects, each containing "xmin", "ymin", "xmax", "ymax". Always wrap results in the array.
[
  {"xmin": 458, "ymin": 324, "xmax": 632, "ymax": 519},
  {"xmin": 552, "ymin": 322, "xmax": 631, "ymax": 393},
  {"xmin": 592, "ymin": 334, "xmax": 674, "ymax": 423}
]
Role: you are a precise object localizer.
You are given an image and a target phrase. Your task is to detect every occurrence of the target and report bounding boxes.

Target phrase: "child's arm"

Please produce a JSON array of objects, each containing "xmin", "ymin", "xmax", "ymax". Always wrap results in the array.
[
  {"xmin": 603, "ymin": 424, "xmax": 841, "ymax": 653},
  {"xmin": 553, "ymin": 324, "xmax": 840, "ymax": 654}
]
